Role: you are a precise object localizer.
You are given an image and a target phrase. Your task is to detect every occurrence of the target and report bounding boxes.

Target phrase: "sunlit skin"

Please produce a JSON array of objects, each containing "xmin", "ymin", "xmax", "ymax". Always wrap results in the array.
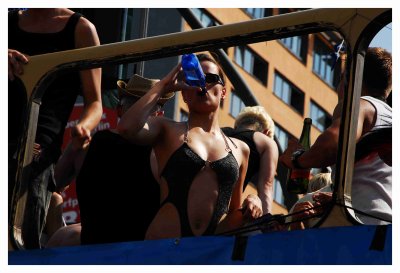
[{"xmin": 117, "ymin": 60, "xmax": 261, "ymax": 240}]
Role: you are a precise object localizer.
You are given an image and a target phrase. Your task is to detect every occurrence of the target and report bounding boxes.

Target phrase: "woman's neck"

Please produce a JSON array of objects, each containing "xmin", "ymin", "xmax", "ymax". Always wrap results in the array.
[
  {"xmin": 23, "ymin": 8, "xmax": 65, "ymax": 19},
  {"xmin": 187, "ymin": 112, "xmax": 220, "ymax": 133}
]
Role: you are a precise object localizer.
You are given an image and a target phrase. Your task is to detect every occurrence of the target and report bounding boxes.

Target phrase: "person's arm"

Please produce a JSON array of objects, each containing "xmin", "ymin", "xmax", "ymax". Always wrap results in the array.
[
  {"xmin": 8, "ymin": 49, "xmax": 29, "ymax": 81},
  {"xmin": 280, "ymin": 104, "xmax": 342, "ymax": 169},
  {"xmin": 71, "ymin": 17, "xmax": 103, "ymax": 149},
  {"xmin": 289, "ymin": 201, "xmax": 316, "ymax": 230},
  {"xmin": 117, "ymin": 64, "xmax": 195, "ymax": 145},
  {"xmin": 280, "ymin": 97, "xmax": 373, "ymax": 170},
  {"xmin": 241, "ymin": 194, "xmax": 263, "ymax": 220},
  {"xmin": 253, "ymin": 132, "xmax": 279, "ymax": 214},
  {"xmin": 54, "ymin": 141, "xmax": 88, "ymax": 192}
]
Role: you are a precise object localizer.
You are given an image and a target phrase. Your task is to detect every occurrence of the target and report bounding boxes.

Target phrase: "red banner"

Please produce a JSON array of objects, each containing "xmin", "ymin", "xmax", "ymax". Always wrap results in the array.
[{"xmin": 61, "ymin": 104, "xmax": 118, "ymax": 224}]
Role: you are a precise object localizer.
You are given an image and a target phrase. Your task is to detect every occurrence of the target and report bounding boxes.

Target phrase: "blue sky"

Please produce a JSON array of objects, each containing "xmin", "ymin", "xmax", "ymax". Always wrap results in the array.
[{"xmin": 369, "ymin": 23, "xmax": 392, "ymax": 52}]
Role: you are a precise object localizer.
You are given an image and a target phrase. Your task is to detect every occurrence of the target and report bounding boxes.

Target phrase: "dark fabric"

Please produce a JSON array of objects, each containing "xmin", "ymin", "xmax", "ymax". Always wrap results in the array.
[
  {"xmin": 8, "ymin": 78, "xmax": 27, "ymax": 149},
  {"xmin": 8, "ymin": 225, "xmax": 393, "ymax": 265},
  {"xmin": 355, "ymin": 127, "xmax": 392, "ymax": 163},
  {"xmin": 222, "ymin": 127, "xmax": 260, "ymax": 190},
  {"xmin": 21, "ymin": 161, "xmax": 55, "ymax": 249},
  {"xmin": 8, "ymin": 10, "xmax": 84, "ymax": 248},
  {"xmin": 76, "ymin": 130, "xmax": 160, "ymax": 244},
  {"xmin": 8, "ymin": 10, "xmax": 82, "ymax": 157},
  {"xmin": 161, "ymin": 142, "xmax": 239, "ymax": 237}
]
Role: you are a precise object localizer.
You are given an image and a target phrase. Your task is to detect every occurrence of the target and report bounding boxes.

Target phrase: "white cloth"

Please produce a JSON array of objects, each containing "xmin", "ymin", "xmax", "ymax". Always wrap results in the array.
[{"xmin": 352, "ymin": 96, "xmax": 392, "ymax": 225}]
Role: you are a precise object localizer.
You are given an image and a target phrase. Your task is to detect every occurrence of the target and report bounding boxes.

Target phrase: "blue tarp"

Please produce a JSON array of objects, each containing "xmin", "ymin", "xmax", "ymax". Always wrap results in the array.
[{"xmin": 9, "ymin": 224, "xmax": 391, "ymax": 265}]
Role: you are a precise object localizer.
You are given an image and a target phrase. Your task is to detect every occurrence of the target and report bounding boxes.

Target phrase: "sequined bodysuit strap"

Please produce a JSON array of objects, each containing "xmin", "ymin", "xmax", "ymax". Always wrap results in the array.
[{"xmin": 160, "ymin": 123, "xmax": 240, "ymax": 237}]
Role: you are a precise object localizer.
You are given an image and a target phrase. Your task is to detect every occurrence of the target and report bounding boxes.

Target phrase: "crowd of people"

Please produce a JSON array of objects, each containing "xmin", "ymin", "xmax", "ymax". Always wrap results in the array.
[{"xmin": 8, "ymin": 8, "xmax": 392, "ymax": 249}]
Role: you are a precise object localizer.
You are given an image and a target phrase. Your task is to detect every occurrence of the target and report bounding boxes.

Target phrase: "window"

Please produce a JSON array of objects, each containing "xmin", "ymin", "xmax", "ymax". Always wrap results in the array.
[
  {"xmin": 234, "ymin": 46, "xmax": 268, "ymax": 84},
  {"xmin": 279, "ymin": 8, "xmax": 309, "ymax": 15},
  {"xmin": 278, "ymin": 8, "xmax": 291, "ymax": 15},
  {"xmin": 309, "ymin": 101, "xmax": 332, "ymax": 131},
  {"xmin": 280, "ymin": 35, "xmax": 308, "ymax": 62},
  {"xmin": 313, "ymin": 37, "xmax": 336, "ymax": 87},
  {"xmin": 244, "ymin": 8, "xmax": 272, "ymax": 19},
  {"xmin": 229, "ymin": 91, "xmax": 245, "ymax": 118},
  {"xmin": 273, "ymin": 72, "xmax": 305, "ymax": 115},
  {"xmin": 192, "ymin": 8, "xmax": 218, "ymax": 27},
  {"xmin": 274, "ymin": 124, "xmax": 291, "ymax": 150},
  {"xmin": 180, "ymin": 110, "xmax": 188, "ymax": 122},
  {"xmin": 273, "ymin": 178, "xmax": 285, "ymax": 206}
]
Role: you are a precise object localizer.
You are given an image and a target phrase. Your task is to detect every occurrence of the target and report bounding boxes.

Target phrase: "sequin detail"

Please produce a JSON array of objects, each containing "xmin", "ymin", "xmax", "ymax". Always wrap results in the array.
[{"xmin": 160, "ymin": 131, "xmax": 239, "ymax": 237}]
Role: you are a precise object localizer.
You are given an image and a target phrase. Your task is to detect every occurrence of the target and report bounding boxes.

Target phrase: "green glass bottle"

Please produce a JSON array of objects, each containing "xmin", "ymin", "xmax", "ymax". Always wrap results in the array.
[{"xmin": 286, "ymin": 118, "xmax": 312, "ymax": 194}]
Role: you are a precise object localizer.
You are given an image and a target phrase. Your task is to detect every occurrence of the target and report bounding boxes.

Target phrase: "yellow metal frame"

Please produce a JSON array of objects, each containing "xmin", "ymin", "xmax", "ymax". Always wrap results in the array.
[{"xmin": 9, "ymin": 8, "xmax": 391, "ymax": 249}]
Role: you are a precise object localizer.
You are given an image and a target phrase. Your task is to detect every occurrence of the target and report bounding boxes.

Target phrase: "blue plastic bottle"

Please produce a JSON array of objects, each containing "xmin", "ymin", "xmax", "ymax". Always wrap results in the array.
[{"xmin": 181, "ymin": 53, "xmax": 207, "ymax": 95}]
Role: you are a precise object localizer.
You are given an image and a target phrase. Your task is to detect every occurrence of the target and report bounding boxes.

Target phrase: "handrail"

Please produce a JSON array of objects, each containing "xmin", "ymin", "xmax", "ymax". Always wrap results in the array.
[{"xmin": 9, "ymin": 8, "xmax": 391, "ymax": 249}]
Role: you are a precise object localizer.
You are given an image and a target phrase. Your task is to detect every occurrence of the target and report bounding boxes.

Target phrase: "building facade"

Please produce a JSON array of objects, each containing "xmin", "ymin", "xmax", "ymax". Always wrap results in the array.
[
  {"xmin": 179, "ymin": 8, "xmax": 341, "ymax": 213},
  {"xmin": 71, "ymin": 8, "xmax": 341, "ymax": 215}
]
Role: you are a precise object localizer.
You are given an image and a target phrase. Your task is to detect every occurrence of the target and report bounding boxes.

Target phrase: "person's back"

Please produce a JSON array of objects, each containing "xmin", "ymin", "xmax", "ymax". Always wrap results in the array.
[
  {"xmin": 351, "ymin": 47, "xmax": 392, "ymax": 224},
  {"xmin": 352, "ymin": 96, "xmax": 392, "ymax": 224},
  {"xmin": 279, "ymin": 47, "xmax": 392, "ymax": 226},
  {"xmin": 76, "ymin": 130, "xmax": 160, "ymax": 244},
  {"xmin": 223, "ymin": 106, "xmax": 278, "ymax": 214},
  {"xmin": 222, "ymin": 127, "xmax": 259, "ymax": 188},
  {"xmin": 69, "ymin": 74, "xmax": 169, "ymax": 244}
]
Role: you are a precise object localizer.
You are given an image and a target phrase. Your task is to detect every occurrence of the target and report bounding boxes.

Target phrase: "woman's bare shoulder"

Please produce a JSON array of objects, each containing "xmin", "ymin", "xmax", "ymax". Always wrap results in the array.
[{"xmin": 230, "ymin": 137, "xmax": 250, "ymax": 155}]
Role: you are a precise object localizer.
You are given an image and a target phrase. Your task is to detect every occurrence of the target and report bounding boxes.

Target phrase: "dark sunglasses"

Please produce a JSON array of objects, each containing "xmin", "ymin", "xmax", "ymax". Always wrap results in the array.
[{"xmin": 205, "ymin": 73, "xmax": 224, "ymax": 86}]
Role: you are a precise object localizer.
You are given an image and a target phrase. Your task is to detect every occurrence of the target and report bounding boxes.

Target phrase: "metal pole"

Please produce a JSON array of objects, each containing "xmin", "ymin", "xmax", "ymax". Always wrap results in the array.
[
  {"xmin": 137, "ymin": 8, "xmax": 149, "ymax": 76},
  {"xmin": 118, "ymin": 8, "xmax": 129, "ymax": 79},
  {"xmin": 177, "ymin": 8, "xmax": 258, "ymax": 106}
]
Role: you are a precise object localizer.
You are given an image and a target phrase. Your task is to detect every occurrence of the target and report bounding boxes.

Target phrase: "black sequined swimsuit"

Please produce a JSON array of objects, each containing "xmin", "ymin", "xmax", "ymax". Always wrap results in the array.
[{"xmin": 160, "ymin": 124, "xmax": 240, "ymax": 237}]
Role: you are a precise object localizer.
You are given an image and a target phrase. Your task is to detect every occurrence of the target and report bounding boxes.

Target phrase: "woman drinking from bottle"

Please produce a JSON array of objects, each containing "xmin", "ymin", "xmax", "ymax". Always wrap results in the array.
[{"xmin": 117, "ymin": 54, "xmax": 262, "ymax": 239}]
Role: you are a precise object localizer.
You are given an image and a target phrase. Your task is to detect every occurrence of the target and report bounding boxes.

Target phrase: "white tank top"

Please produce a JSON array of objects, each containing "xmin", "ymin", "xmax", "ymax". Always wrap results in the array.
[{"xmin": 352, "ymin": 96, "xmax": 392, "ymax": 225}]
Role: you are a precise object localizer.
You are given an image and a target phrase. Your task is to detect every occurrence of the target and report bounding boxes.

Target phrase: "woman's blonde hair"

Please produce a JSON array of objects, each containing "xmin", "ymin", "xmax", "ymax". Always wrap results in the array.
[
  {"xmin": 234, "ymin": 106, "xmax": 275, "ymax": 138},
  {"xmin": 308, "ymin": 173, "xmax": 332, "ymax": 193}
]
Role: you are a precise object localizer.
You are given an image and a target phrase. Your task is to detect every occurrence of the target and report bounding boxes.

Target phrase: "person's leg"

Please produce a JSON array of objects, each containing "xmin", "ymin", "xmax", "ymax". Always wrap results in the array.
[
  {"xmin": 8, "ymin": 156, "xmax": 17, "ymax": 223},
  {"xmin": 46, "ymin": 223, "xmax": 81, "ymax": 248},
  {"xmin": 22, "ymin": 162, "xmax": 54, "ymax": 249},
  {"xmin": 44, "ymin": 192, "xmax": 65, "ymax": 239}
]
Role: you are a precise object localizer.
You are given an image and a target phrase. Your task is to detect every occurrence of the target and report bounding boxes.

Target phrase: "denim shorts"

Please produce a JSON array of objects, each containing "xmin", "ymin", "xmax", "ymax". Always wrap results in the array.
[{"xmin": 21, "ymin": 155, "xmax": 56, "ymax": 249}]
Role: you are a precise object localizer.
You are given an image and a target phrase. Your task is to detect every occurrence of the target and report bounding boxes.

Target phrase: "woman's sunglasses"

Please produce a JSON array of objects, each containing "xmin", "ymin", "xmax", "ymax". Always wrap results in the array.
[{"xmin": 205, "ymin": 73, "xmax": 225, "ymax": 86}]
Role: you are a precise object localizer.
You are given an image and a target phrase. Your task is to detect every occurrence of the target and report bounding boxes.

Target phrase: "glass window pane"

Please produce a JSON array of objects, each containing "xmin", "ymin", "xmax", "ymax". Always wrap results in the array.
[
  {"xmin": 310, "ymin": 103, "xmax": 317, "ymax": 121},
  {"xmin": 293, "ymin": 36, "xmax": 300, "ymax": 55},
  {"xmin": 180, "ymin": 110, "xmax": 188, "ymax": 122},
  {"xmin": 310, "ymin": 101, "xmax": 331, "ymax": 131},
  {"xmin": 273, "ymin": 178, "xmax": 285, "ymax": 205},
  {"xmin": 313, "ymin": 52, "xmax": 320, "ymax": 72},
  {"xmin": 244, "ymin": 49, "xmax": 253, "ymax": 73},
  {"xmin": 245, "ymin": 8, "xmax": 254, "ymax": 16},
  {"xmin": 192, "ymin": 8, "xmax": 201, "ymax": 18},
  {"xmin": 230, "ymin": 92, "xmax": 245, "ymax": 118},
  {"xmin": 275, "ymin": 124, "xmax": 290, "ymax": 150},
  {"xmin": 202, "ymin": 16, "xmax": 212, "ymax": 27},
  {"xmin": 274, "ymin": 74, "xmax": 282, "ymax": 97},
  {"xmin": 234, "ymin": 47, "xmax": 243, "ymax": 67},
  {"xmin": 282, "ymin": 82, "xmax": 290, "ymax": 103},
  {"xmin": 256, "ymin": 8, "xmax": 263, "ymax": 19},
  {"xmin": 281, "ymin": 36, "xmax": 305, "ymax": 61}
]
